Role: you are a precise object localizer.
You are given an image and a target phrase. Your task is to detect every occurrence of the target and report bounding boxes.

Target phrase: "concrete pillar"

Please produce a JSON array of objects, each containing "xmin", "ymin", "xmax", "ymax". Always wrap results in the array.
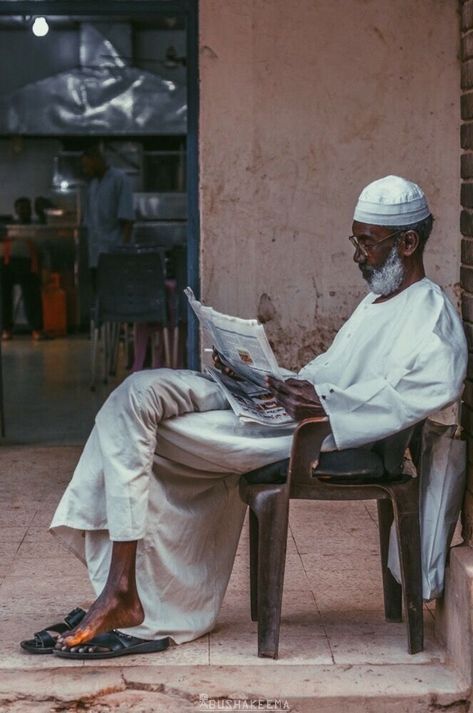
[{"xmin": 461, "ymin": 0, "xmax": 473, "ymax": 545}]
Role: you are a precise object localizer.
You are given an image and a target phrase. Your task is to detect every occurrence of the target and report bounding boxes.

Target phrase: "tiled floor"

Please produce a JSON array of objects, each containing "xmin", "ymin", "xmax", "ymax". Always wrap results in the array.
[
  {"xmin": 1, "ymin": 334, "xmax": 125, "ymax": 444},
  {"xmin": 0, "ymin": 445, "xmax": 443, "ymax": 672}
]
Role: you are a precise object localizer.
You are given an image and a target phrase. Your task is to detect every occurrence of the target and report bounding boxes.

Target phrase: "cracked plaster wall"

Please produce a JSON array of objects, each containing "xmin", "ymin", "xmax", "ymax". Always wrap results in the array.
[{"xmin": 199, "ymin": 0, "xmax": 460, "ymax": 370}]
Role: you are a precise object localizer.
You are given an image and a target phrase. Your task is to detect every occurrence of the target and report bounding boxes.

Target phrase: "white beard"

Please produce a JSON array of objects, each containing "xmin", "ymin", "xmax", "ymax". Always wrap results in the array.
[{"xmin": 362, "ymin": 243, "xmax": 405, "ymax": 296}]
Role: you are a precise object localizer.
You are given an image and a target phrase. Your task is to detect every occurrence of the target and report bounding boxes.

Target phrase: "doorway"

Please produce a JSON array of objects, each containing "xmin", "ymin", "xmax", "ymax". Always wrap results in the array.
[{"xmin": 0, "ymin": 0, "xmax": 199, "ymax": 444}]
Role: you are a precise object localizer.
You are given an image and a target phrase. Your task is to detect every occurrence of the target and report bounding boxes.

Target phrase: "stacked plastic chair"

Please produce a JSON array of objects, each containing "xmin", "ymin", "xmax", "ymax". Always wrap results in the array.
[{"xmin": 90, "ymin": 249, "xmax": 168, "ymax": 390}]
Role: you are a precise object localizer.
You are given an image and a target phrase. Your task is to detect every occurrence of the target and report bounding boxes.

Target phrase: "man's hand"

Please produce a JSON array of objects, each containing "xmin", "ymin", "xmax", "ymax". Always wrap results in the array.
[
  {"xmin": 266, "ymin": 376, "xmax": 326, "ymax": 421},
  {"xmin": 212, "ymin": 348, "xmax": 241, "ymax": 380}
]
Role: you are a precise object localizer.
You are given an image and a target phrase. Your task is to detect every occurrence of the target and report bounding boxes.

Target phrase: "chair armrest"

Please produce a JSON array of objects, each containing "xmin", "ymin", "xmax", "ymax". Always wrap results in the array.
[{"xmin": 288, "ymin": 416, "xmax": 331, "ymax": 485}]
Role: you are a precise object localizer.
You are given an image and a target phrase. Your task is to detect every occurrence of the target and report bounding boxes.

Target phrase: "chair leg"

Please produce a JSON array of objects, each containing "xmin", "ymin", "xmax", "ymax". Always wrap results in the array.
[
  {"xmin": 252, "ymin": 491, "xmax": 290, "ymax": 658},
  {"xmin": 163, "ymin": 326, "xmax": 171, "ymax": 368},
  {"xmin": 377, "ymin": 499, "xmax": 402, "ymax": 622},
  {"xmin": 102, "ymin": 323, "xmax": 110, "ymax": 384},
  {"xmin": 90, "ymin": 324, "xmax": 99, "ymax": 391},
  {"xmin": 172, "ymin": 325, "xmax": 179, "ymax": 368},
  {"xmin": 150, "ymin": 328, "xmax": 162, "ymax": 369},
  {"xmin": 249, "ymin": 509, "xmax": 259, "ymax": 622},
  {"xmin": 123, "ymin": 323, "xmax": 133, "ymax": 370},
  {"xmin": 109, "ymin": 323, "xmax": 120, "ymax": 376},
  {"xmin": 391, "ymin": 481, "xmax": 424, "ymax": 654}
]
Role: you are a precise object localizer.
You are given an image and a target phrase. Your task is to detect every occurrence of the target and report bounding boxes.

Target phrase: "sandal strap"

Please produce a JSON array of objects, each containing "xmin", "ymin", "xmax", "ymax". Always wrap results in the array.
[
  {"xmin": 80, "ymin": 630, "xmax": 146, "ymax": 653},
  {"xmin": 91, "ymin": 630, "xmax": 138, "ymax": 652},
  {"xmin": 33, "ymin": 629, "xmax": 56, "ymax": 648},
  {"xmin": 64, "ymin": 607, "xmax": 86, "ymax": 629}
]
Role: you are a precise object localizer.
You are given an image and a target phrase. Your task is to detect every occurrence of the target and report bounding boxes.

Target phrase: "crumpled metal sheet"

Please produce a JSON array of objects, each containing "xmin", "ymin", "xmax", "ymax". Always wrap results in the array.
[{"xmin": 0, "ymin": 23, "xmax": 187, "ymax": 134}]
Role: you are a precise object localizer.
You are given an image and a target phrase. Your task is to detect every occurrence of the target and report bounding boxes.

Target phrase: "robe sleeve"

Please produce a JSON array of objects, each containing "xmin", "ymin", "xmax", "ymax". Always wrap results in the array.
[{"xmin": 310, "ymin": 314, "xmax": 467, "ymax": 451}]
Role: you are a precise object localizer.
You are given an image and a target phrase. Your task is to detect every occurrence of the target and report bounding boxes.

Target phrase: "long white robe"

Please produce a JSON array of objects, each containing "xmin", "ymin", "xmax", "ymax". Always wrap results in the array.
[{"xmin": 51, "ymin": 277, "xmax": 467, "ymax": 643}]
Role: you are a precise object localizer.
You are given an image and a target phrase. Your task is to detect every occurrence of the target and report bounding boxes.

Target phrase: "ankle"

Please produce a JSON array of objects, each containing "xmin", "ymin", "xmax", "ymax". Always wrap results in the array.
[{"xmin": 103, "ymin": 577, "xmax": 140, "ymax": 604}]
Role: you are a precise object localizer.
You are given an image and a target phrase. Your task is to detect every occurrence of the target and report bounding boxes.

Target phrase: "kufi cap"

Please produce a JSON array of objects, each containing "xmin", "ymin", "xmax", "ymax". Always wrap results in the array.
[{"xmin": 353, "ymin": 175, "xmax": 431, "ymax": 226}]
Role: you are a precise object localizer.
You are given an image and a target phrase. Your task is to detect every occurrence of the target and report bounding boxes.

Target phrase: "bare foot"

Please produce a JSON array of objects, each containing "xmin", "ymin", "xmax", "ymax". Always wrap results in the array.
[
  {"xmin": 56, "ymin": 540, "xmax": 144, "ymax": 650},
  {"xmin": 55, "ymin": 589, "xmax": 144, "ymax": 650}
]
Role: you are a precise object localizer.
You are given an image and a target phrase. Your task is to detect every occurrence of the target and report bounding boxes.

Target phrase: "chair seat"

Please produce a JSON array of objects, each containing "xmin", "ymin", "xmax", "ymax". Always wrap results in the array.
[
  {"xmin": 316, "ymin": 448, "xmax": 386, "ymax": 484},
  {"xmin": 243, "ymin": 448, "xmax": 391, "ymax": 486}
]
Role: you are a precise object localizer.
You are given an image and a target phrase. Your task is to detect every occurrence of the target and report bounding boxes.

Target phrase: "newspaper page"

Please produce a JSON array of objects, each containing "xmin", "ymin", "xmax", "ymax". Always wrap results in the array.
[
  {"xmin": 185, "ymin": 288, "xmax": 280, "ymax": 377},
  {"xmin": 185, "ymin": 288, "xmax": 294, "ymax": 427},
  {"xmin": 206, "ymin": 366, "xmax": 294, "ymax": 427}
]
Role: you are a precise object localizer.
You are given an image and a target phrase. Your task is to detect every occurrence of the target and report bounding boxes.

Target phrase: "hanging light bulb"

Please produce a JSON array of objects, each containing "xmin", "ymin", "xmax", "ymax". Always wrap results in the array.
[{"xmin": 32, "ymin": 17, "xmax": 49, "ymax": 37}]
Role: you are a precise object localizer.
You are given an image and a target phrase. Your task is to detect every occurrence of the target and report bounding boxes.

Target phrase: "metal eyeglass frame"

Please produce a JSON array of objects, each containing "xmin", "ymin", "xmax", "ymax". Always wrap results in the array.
[{"xmin": 348, "ymin": 229, "xmax": 405, "ymax": 258}]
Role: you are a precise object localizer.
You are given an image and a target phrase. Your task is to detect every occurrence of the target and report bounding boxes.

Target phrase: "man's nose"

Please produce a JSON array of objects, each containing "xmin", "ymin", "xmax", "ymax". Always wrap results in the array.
[{"xmin": 353, "ymin": 246, "xmax": 366, "ymax": 264}]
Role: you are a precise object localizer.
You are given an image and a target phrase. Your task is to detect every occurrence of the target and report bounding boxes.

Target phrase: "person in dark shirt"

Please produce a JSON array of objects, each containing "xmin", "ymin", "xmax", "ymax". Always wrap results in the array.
[{"xmin": 0, "ymin": 197, "xmax": 47, "ymax": 340}]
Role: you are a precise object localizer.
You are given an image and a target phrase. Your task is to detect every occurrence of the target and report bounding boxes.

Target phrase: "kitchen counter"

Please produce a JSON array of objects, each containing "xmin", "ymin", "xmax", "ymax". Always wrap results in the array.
[
  {"xmin": 4, "ymin": 224, "xmax": 78, "ymax": 241},
  {"xmin": 132, "ymin": 220, "xmax": 186, "ymax": 247}
]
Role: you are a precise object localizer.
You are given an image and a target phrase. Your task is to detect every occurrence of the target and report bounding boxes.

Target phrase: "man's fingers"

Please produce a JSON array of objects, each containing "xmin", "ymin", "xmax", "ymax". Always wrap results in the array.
[
  {"xmin": 283, "ymin": 377, "xmax": 305, "ymax": 388},
  {"xmin": 265, "ymin": 376, "xmax": 326, "ymax": 421},
  {"xmin": 267, "ymin": 378, "xmax": 314, "ymax": 402},
  {"xmin": 267, "ymin": 376, "xmax": 311, "ymax": 391},
  {"xmin": 266, "ymin": 376, "xmax": 292, "ymax": 394}
]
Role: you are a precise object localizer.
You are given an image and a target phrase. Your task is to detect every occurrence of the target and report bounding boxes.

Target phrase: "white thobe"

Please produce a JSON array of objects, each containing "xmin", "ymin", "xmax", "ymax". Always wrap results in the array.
[{"xmin": 51, "ymin": 277, "xmax": 467, "ymax": 643}]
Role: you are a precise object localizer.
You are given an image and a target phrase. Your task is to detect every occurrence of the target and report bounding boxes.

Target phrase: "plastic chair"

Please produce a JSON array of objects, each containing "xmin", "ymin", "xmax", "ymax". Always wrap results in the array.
[
  {"xmin": 90, "ymin": 250, "xmax": 168, "ymax": 390},
  {"xmin": 131, "ymin": 278, "xmax": 177, "ymax": 372},
  {"xmin": 239, "ymin": 417, "xmax": 424, "ymax": 659},
  {"xmin": 131, "ymin": 245, "xmax": 188, "ymax": 371},
  {"xmin": 168, "ymin": 245, "xmax": 188, "ymax": 368}
]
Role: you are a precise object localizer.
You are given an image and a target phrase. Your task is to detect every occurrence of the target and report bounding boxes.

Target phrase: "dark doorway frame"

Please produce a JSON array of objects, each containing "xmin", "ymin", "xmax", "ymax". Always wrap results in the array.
[{"xmin": 0, "ymin": 0, "xmax": 200, "ymax": 368}]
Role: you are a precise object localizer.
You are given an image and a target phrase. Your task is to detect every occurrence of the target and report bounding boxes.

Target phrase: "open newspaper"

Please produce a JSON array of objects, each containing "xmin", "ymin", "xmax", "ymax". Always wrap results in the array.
[{"xmin": 185, "ymin": 287, "xmax": 295, "ymax": 427}]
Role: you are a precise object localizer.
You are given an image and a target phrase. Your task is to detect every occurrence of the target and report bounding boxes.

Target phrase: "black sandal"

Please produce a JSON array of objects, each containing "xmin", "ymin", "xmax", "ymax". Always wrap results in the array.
[
  {"xmin": 20, "ymin": 607, "xmax": 86, "ymax": 654},
  {"xmin": 53, "ymin": 629, "xmax": 170, "ymax": 660}
]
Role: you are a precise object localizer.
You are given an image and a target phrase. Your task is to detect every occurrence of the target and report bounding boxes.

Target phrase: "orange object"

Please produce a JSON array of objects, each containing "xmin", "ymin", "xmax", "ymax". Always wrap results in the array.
[{"xmin": 42, "ymin": 273, "xmax": 67, "ymax": 336}]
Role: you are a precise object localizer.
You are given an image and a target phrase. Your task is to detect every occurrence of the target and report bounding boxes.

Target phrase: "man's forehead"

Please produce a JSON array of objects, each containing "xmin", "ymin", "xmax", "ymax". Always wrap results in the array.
[{"xmin": 352, "ymin": 220, "xmax": 391, "ymax": 237}]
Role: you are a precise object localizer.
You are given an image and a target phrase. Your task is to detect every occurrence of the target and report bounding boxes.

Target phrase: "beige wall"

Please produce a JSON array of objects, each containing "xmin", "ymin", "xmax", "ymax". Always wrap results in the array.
[{"xmin": 199, "ymin": 0, "xmax": 460, "ymax": 370}]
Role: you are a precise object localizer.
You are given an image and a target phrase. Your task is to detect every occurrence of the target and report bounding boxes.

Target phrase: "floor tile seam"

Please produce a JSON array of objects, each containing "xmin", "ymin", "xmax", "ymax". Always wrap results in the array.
[
  {"xmin": 364, "ymin": 502, "xmax": 378, "ymax": 525},
  {"xmin": 209, "ymin": 632, "xmax": 330, "ymax": 640},
  {"xmin": 13, "ymin": 528, "xmax": 30, "ymax": 558},
  {"xmin": 300, "ymin": 561, "xmax": 335, "ymax": 664},
  {"xmin": 288, "ymin": 524, "xmax": 299, "ymax": 558}
]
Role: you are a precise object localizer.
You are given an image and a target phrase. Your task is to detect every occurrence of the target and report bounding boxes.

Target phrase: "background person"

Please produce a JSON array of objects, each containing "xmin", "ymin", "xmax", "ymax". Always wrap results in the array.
[
  {"xmin": 34, "ymin": 196, "xmax": 55, "ymax": 225},
  {"xmin": 0, "ymin": 197, "xmax": 47, "ymax": 341},
  {"xmin": 81, "ymin": 146, "xmax": 134, "ymax": 292}
]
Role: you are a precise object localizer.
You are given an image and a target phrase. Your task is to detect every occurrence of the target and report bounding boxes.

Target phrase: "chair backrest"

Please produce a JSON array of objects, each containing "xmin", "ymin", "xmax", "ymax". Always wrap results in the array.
[
  {"xmin": 371, "ymin": 421, "xmax": 425, "ymax": 475},
  {"xmin": 286, "ymin": 418, "xmax": 425, "ymax": 501},
  {"xmin": 96, "ymin": 251, "xmax": 167, "ymax": 324}
]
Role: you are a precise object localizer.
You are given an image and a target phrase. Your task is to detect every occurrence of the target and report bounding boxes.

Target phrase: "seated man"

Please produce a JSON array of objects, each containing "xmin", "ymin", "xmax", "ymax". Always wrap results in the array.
[{"xmin": 21, "ymin": 176, "xmax": 467, "ymax": 659}]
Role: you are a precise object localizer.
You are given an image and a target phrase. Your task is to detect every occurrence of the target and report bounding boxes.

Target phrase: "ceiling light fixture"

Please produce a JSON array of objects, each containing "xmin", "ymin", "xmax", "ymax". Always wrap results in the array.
[{"xmin": 32, "ymin": 17, "xmax": 49, "ymax": 37}]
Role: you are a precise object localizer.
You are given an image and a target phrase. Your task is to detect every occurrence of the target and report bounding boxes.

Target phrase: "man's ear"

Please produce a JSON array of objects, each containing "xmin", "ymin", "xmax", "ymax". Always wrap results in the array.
[{"xmin": 400, "ymin": 230, "xmax": 420, "ymax": 256}]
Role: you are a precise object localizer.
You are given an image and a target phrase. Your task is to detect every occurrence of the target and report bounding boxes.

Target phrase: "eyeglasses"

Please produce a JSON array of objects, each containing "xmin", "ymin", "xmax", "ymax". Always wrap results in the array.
[{"xmin": 348, "ymin": 229, "xmax": 405, "ymax": 257}]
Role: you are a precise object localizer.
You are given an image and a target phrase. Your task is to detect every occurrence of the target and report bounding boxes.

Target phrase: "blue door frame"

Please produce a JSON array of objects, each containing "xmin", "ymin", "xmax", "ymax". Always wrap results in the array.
[{"xmin": 0, "ymin": 0, "xmax": 201, "ymax": 369}]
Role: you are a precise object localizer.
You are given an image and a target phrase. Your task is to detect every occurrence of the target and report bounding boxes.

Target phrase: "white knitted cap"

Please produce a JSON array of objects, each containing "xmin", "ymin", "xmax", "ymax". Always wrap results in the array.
[{"xmin": 353, "ymin": 175, "xmax": 431, "ymax": 226}]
